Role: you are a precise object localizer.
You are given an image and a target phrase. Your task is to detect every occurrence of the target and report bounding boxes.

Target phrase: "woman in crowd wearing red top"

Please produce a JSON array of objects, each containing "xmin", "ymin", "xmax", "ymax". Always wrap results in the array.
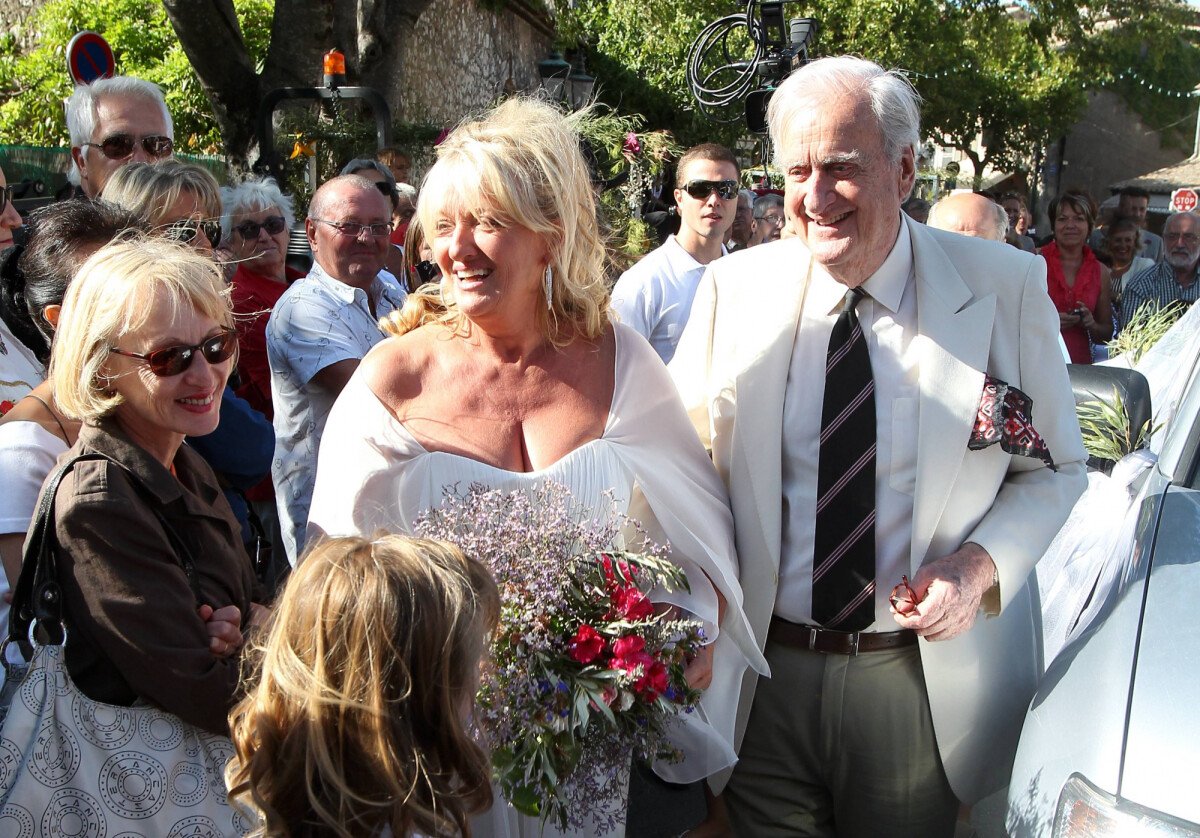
[
  {"xmin": 221, "ymin": 177, "xmax": 301, "ymax": 419},
  {"xmin": 1038, "ymin": 190, "xmax": 1112, "ymax": 364}
]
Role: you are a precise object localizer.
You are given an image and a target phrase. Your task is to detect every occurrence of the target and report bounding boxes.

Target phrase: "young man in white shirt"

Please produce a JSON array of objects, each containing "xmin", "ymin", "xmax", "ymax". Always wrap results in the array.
[{"xmin": 611, "ymin": 144, "xmax": 739, "ymax": 363}]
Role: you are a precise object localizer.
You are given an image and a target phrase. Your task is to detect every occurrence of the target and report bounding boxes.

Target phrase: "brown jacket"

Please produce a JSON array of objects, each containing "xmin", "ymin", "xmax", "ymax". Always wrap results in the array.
[{"xmin": 51, "ymin": 418, "xmax": 258, "ymax": 735}]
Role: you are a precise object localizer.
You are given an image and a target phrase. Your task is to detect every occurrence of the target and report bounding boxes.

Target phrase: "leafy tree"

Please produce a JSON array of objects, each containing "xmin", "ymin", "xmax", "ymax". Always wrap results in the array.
[
  {"xmin": 557, "ymin": 0, "xmax": 1200, "ymax": 185},
  {"xmin": 0, "ymin": 0, "xmax": 272, "ymax": 154}
]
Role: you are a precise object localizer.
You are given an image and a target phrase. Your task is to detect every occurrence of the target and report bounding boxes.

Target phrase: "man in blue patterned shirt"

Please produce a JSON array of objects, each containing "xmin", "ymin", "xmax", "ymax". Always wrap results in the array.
[
  {"xmin": 267, "ymin": 175, "xmax": 407, "ymax": 564},
  {"xmin": 1122, "ymin": 211, "xmax": 1200, "ymax": 330}
]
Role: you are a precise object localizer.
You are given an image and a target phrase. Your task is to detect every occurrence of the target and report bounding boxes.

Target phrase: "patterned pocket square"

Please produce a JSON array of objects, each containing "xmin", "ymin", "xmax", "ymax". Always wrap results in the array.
[{"xmin": 968, "ymin": 374, "xmax": 1057, "ymax": 471}]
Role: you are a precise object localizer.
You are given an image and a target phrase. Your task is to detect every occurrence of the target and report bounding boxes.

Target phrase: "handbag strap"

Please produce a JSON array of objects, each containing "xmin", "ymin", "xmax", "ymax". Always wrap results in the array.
[{"xmin": 10, "ymin": 450, "xmax": 204, "ymax": 646}]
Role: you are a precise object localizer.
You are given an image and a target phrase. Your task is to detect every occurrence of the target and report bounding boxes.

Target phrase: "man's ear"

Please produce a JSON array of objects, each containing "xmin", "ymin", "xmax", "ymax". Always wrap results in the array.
[
  {"xmin": 305, "ymin": 219, "xmax": 318, "ymax": 250},
  {"xmin": 897, "ymin": 147, "xmax": 916, "ymax": 201},
  {"xmin": 71, "ymin": 147, "xmax": 88, "ymax": 190}
]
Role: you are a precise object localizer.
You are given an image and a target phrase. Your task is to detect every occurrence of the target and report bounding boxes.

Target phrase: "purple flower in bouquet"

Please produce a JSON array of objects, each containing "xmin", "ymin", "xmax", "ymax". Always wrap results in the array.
[
  {"xmin": 622, "ymin": 131, "xmax": 642, "ymax": 157},
  {"xmin": 414, "ymin": 481, "xmax": 705, "ymax": 834}
]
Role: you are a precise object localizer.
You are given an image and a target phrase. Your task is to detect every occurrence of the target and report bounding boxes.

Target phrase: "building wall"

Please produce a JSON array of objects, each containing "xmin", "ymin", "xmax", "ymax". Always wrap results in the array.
[
  {"xmin": 392, "ymin": 0, "xmax": 552, "ymax": 127},
  {"xmin": 1052, "ymin": 90, "xmax": 1188, "ymax": 204},
  {"xmin": 0, "ymin": 0, "xmax": 38, "ymax": 50}
]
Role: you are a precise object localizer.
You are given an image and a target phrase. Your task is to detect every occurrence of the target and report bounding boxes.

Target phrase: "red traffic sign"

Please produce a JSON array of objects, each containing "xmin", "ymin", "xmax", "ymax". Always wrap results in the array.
[
  {"xmin": 67, "ymin": 32, "xmax": 115, "ymax": 85},
  {"xmin": 1170, "ymin": 188, "xmax": 1198, "ymax": 213}
]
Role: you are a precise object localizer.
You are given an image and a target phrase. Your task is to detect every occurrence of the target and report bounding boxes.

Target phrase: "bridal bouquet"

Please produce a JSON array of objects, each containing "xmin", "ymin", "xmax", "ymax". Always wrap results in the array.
[{"xmin": 415, "ymin": 482, "xmax": 705, "ymax": 833}]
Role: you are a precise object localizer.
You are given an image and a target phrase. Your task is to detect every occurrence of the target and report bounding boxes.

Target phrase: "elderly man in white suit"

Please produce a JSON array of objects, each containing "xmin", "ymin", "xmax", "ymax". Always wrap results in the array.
[{"xmin": 670, "ymin": 56, "xmax": 1086, "ymax": 836}]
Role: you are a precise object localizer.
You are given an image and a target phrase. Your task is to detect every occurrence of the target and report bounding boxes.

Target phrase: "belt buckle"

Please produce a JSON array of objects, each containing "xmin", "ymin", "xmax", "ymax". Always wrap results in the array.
[
  {"xmin": 806, "ymin": 626, "xmax": 818, "ymax": 652},
  {"xmin": 848, "ymin": 631, "xmax": 860, "ymax": 656}
]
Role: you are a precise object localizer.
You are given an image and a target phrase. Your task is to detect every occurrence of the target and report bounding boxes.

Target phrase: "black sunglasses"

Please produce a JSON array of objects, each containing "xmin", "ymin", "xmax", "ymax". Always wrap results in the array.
[
  {"xmin": 0, "ymin": 185, "xmax": 13, "ymax": 211},
  {"xmin": 83, "ymin": 133, "xmax": 174, "ymax": 161},
  {"xmin": 110, "ymin": 329, "xmax": 238, "ymax": 377},
  {"xmin": 164, "ymin": 218, "xmax": 223, "ymax": 247},
  {"xmin": 374, "ymin": 181, "xmax": 396, "ymax": 198},
  {"xmin": 235, "ymin": 215, "xmax": 287, "ymax": 239},
  {"xmin": 683, "ymin": 179, "xmax": 738, "ymax": 201}
]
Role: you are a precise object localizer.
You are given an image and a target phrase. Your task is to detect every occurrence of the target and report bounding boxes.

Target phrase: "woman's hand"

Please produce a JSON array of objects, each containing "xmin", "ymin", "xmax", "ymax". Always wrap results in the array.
[
  {"xmin": 1076, "ymin": 304, "xmax": 1096, "ymax": 331},
  {"xmin": 1058, "ymin": 310, "xmax": 1081, "ymax": 330},
  {"xmin": 684, "ymin": 642, "xmax": 714, "ymax": 691},
  {"xmin": 198, "ymin": 604, "xmax": 242, "ymax": 658}
]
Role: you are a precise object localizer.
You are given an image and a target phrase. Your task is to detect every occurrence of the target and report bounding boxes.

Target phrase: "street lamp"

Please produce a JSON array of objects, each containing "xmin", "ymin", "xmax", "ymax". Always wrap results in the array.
[
  {"xmin": 566, "ymin": 53, "xmax": 595, "ymax": 109},
  {"xmin": 537, "ymin": 51, "xmax": 571, "ymax": 103},
  {"xmin": 538, "ymin": 50, "xmax": 595, "ymax": 109}
]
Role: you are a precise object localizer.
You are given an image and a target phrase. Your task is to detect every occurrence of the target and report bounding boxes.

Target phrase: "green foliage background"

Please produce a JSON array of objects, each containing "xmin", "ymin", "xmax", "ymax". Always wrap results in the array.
[{"xmin": 0, "ymin": 0, "xmax": 273, "ymax": 153}]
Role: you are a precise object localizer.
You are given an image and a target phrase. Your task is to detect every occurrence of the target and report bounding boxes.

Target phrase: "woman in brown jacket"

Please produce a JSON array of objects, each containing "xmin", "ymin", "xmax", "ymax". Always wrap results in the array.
[{"xmin": 45, "ymin": 236, "xmax": 265, "ymax": 736}]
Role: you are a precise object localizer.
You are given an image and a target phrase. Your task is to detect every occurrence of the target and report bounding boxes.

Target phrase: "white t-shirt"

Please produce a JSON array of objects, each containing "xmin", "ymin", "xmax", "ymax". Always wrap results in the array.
[
  {"xmin": 611, "ymin": 236, "xmax": 723, "ymax": 364},
  {"xmin": 0, "ymin": 320, "xmax": 45, "ymax": 417}
]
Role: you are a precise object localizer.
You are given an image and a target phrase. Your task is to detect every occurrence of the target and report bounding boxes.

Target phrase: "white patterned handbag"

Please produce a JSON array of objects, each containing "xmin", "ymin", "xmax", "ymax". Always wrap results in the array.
[{"xmin": 0, "ymin": 453, "xmax": 250, "ymax": 837}]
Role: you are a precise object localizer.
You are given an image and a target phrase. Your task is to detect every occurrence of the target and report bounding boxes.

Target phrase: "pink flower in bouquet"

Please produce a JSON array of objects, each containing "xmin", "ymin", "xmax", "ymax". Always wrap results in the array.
[
  {"xmin": 612, "ymin": 585, "xmax": 654, "ymax": 621},
  {"xmin": 635, "ymin": 660, "xmax": 670, "ymax": 700},
  {"xmin": 622, "ymin": 131, "xmax": 642, "ymax": 156},
  {"xmin": 569, "ymin": 624, "xmax": 607, "ymax": 664},
  {"xmin": 612, "ymin": 635, "xmax": 654, "ymax": 676}
]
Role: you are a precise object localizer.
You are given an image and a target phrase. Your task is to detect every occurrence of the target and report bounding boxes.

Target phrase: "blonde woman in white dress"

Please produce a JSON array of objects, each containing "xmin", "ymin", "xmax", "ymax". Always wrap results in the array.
[{"xmin": 307, "ymin": 98, "xmax": 766, "ymax": 837}]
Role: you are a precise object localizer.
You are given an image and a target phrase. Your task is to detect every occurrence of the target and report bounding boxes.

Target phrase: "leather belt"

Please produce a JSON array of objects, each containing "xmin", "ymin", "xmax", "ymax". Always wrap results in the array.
[{"xmin": 768, "ymin": 616, "xmax": 917, "ymax": 656}]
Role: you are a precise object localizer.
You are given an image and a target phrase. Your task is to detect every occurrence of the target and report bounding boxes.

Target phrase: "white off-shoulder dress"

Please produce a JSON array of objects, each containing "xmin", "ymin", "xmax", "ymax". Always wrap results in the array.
[{"xmin": 308, "ymin": 322, "xmax": 766, "ymax": 837}]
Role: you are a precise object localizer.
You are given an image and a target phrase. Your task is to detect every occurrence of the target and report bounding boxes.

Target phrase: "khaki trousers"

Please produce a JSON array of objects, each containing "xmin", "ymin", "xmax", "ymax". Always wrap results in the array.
[{"xmin": 725, "ymin": 638, "xmax": 958, "ymax": 838}]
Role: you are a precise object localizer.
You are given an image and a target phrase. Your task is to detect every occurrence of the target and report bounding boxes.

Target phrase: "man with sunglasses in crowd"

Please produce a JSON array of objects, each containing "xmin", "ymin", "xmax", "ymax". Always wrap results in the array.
[
  {"xmin": 611, "ymin": 143, "xmax": 739, "ymax": 363},
  {"xmin": 66, "ymin": 76, "xmax": 174, "ymax": 198},
  {"xmin": 266, "ymin": 176, "xmax": 407, "ymax": 565}
]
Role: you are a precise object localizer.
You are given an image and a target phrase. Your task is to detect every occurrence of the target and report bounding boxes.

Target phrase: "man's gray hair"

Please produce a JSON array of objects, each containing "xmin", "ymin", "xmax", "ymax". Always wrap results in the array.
[
  {"xmin": 753, "ymin": 192, "xmax": 784, "ymax": 220},
  {"xmin": 340, "ymin": 158, "xmax": 396, "ymax": 191},
  {"xmin": 395, "ymin": 182, "xmax": 418, "ymax": 204},
  {"xmin": 1165, "ymin": 210, "xmax": 1200, "ymax": 234},
  {"xmin": 219, "ymin": 176, "xmax": 297, "ymax": 246},
  {"xmin": 767, "ymin": 55, "xmax": 921, "ymax": 168},
  {"xmin": 65, "ymin": 77, "xmax": 172, "ymax": 186}
]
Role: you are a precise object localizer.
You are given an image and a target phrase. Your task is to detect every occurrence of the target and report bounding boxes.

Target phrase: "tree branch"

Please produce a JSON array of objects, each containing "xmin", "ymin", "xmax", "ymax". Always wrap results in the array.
[{"xmin": 162, "ymin": 0, "xmax": 262, "ymax": 166}]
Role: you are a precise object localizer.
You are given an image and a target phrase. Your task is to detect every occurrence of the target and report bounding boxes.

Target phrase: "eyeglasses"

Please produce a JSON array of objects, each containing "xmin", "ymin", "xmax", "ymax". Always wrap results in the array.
[
  {"xmin": 682, "ymin": 179, "xmax": 739, "ymax": 201},
  {"xmin": 889, "ymin": 575, "xmax": 919, "ymax": 612},
  {"xmin": 757, "ymin": 213, "xmax": 785, "ymax": 226},
  {"xmin": 234, "ymin": 215, "xmax": 287, "ymax": 239},
  {"xmin": 312, "ymin": 219, "xmax": 392, "ymax": 239},
  {"xmin": 163, "ymin": 218, "xmax": 223, "ymax": 247},
  {"xmin": 110, "ymin": 329, "xmax": 237, "ymax": 377},
  {"xmin": 0, "ymin": 185, "xmax": 13, "ymax": 212},
  {"xmin": 1165, "ymin": 232, "xmax": 1200, "ymax": 246},
  {"xmin": 82, "ymin": 133, "xmax": 174, "ymax": 161}
]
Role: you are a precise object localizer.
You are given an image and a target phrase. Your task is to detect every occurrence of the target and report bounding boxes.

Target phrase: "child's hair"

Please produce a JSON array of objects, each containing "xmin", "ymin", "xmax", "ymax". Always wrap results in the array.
[{"xmin": 228, "ymin": 535, "xmax": 500, "ymax": 837}]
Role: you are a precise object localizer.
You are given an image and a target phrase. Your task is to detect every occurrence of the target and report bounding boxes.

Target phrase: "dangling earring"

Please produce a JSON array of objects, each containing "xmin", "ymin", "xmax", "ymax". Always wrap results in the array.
[{"xmin": 544, "ymin": 265, "xmax": 553, "ymax": 311}]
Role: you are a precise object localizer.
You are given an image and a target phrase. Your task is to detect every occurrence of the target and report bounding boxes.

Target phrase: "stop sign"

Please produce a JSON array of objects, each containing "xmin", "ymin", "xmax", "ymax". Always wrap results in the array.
[{"xmin": 1171, "ymin": 188, "xmax": 1198, "ymax": 213}]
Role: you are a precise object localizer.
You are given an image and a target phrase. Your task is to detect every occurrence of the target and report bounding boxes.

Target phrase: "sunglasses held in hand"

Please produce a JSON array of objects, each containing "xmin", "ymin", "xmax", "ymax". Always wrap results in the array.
[
  {"xmin": 109, "ymin": 329, "xmax": 238, "ymax": 377},
  {"xmin": 83, "ymin": 133, "xmax": 174, "ymax": 161},
  {"xmin": 683, "ymin": 179, "xmax": 739, "ymax": 201}
]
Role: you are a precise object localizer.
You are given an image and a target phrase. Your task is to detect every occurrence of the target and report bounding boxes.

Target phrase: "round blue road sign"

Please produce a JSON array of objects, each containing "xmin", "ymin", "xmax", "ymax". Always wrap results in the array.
[{"xmin": 67, "ymin": 32, "xmax": 115, "ymax": 85}]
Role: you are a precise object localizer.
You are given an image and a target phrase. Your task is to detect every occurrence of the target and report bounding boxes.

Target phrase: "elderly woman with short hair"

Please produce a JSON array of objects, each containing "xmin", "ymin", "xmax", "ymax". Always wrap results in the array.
[
  {"xmin": 44, "ymin": 237, "xmax": 264, "ymax": 734},
  {"xmin": 220, "ymin": 176, "xmax": 301, "ymax": 419}
]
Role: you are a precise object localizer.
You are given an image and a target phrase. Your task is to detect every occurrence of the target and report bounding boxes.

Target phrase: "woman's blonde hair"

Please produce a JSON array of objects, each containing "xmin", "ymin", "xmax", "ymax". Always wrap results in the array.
[
  {"xmin": 49, "ymin": 237, "xmax": 233, "ymax": 423},
  {"xmin": 228, "ymin": 534, "xmax": 500, "ymax": 838},
  {"xmin": 101, "ymin": 159, "xmax": 222, "ymax": 226},
  {"xmin": 392, "ymin": 97, "xmax": 609, "ymax": 345}
]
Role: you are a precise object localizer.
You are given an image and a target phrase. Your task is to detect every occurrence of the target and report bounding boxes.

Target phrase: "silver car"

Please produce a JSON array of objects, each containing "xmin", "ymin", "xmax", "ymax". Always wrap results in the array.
[{"xmin": 1007, "ymin": 347, "xmax": 1200, "ymax": 836}]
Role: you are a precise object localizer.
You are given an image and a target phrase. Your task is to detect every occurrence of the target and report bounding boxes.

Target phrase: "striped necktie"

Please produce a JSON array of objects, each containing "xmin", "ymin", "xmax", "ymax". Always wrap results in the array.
[{"xmin": 812, "ymin": 286, "xmax": 877, "ymax": 631}]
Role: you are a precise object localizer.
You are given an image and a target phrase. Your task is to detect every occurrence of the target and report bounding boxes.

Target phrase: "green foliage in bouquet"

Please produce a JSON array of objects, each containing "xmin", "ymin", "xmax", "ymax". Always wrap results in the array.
[
  {"xmin": 1076, "ymin": 391, "xmax": 1157, "ymax": 464},
  {"xmin": 1109, "ymin": 301, "xmax": 1183, "ymax": 365}
]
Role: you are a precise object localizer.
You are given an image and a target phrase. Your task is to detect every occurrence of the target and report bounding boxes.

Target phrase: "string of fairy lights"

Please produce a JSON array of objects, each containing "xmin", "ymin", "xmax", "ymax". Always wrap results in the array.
[{"xmin": 906, "ymin": 61, "xmax": 1200, "ymax": 99}]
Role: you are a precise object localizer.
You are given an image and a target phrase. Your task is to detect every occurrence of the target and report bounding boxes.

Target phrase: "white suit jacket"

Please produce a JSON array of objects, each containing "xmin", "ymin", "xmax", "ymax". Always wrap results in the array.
[{"xmin": 670, "ymin": 215, "xmax": 1088, "ymax": 803}]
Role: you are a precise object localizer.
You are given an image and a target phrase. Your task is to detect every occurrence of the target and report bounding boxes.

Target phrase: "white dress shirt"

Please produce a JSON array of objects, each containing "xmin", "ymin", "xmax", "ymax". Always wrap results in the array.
[
  {"xmin": 776, "ymin": 221, "xmax": 920, "ymax": 630},
  {"xmin": 611, "ymin": 235, "xmax": 723, "ymax": 364}
]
